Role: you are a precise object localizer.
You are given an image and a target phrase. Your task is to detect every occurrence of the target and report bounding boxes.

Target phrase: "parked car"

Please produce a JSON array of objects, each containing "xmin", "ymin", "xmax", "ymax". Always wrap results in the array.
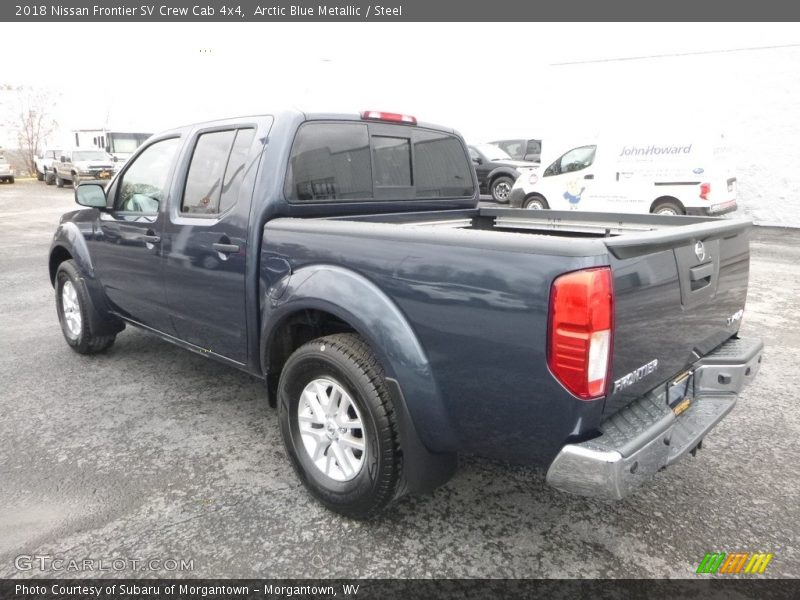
[
  {"xmin": 0, "ymin": 156, "xmax": 14, "ymax": 183},
  {"xmin": 509, "ymin": 134, "xmax": 738, "ymax": 215},
  {"xmin": 49, "ymin": 110, "xmax": 762, "ymax": 518},
  {"xmin": 54, "ymin": 149, "xmax": 116, "ymax": 189},
  {"xmin": 468, "ymin": 143, "xmax": 537, "ymax": 203},
  {"xmin": 491, "ymin": 138, "xmax": 542, "ymax": 163},
  {"xmin": 34, "ymin": 147, "xmax": 62, "ymax": 182}
]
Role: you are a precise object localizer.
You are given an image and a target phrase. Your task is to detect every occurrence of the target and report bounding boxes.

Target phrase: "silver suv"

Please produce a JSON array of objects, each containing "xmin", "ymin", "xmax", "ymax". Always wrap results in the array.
[{"xmin": 54, "ymin": 149, "xmax": 115, "ymax": 189}]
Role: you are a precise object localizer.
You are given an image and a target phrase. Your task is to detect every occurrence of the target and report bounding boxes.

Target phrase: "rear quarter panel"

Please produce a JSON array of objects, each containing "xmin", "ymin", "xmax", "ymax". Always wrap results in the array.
[{"xmin": 262, "ymin": 220, "xmax": 609, "ymax": 465}]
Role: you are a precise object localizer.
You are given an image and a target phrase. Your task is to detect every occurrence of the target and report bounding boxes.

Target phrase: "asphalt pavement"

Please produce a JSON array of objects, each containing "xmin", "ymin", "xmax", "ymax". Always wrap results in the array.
[{"xmin": 0, "ymin": 179, "xmax": 798, "ymax": 578}]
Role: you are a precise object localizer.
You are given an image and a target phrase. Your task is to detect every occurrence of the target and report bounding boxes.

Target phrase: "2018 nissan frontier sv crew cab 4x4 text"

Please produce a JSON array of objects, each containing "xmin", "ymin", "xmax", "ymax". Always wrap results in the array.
[{"xmin": 48, "ymin": 110, "xmax": 763, "ymax": 518}]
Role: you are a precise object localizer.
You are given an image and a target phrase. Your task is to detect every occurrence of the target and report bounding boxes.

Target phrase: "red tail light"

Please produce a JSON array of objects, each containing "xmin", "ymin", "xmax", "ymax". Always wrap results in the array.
[
  {"xmin": 699, "ymin": 182, "xmax": 711, "ymax": 200},
  {"xmin": 360, "ymin": 110, "xmax": 417, "ymax": 125},
  {"xmin": 547, "ymin": 267, "xmax": 614, "ymax": 400}
]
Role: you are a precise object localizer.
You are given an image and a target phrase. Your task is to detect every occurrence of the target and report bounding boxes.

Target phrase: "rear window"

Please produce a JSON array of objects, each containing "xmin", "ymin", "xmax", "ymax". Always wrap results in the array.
[{"xmin": 285, "ymin": 122, "xmax": 474, "ymax": 202}]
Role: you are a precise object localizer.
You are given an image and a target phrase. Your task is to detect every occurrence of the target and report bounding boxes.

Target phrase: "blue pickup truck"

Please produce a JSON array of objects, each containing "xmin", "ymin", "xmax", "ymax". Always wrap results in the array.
[{"xmin": 49, "ymin": 110, "xmax": 763, "ymax": 518}]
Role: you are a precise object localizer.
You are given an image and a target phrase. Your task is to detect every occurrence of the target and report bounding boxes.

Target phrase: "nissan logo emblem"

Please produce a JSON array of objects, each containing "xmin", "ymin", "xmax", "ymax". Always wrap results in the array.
[{"xmin": 695, "ymin": 241, "xmax": 706, "ymax": 262}]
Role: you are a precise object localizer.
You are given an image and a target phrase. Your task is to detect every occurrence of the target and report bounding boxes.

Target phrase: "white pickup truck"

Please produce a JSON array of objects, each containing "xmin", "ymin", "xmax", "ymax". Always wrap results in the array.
[{"xmin": 34, "ymin": 147, "xmax": 62, "ymax": 183}]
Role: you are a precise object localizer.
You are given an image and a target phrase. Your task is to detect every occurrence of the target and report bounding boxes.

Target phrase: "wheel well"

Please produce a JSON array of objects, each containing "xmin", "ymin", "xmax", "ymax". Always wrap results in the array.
[
  {"xmin": 49, "ymin": 246, "xmax": 73, "ymax": 285},
  {"xmin": 650, "ymin": 196, "xmax": 685, "ymax": 214},
  {"xmin": 265, "ymin": 309, "xmax": 357, "ymax": 406},
  {"xmin": 490, "ymin": 172, "xmax": 515, "ymax": 187}
]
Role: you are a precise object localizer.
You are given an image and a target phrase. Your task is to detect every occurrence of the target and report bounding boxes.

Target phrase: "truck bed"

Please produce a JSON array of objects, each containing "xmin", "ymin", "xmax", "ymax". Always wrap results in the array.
[{"xmin": 263, "ymin": 208, "xmax": 751, "ymax": 463}]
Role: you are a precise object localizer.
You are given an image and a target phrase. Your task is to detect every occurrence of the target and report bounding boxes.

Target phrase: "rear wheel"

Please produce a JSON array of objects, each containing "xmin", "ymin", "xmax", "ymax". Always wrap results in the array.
[
  {"xmin": 652, "ymin": 200, "xmax": 684, "ymax": 216},
  {"xmin": 524, "ymin": 194, "xmax": 549, "ymax": 209},
  {"xmin": 491, "ymin": 176, "xmax": 514, "ymax": 203},
  {"xmin": 8, "ymin": 177, "xmax": 13, "ymax": 184},
  {"xmin": 278, "ymin": 333, "xmax": 403, "ymax": 519},
  {"xmin": 55, "ymin": 260, "xmax": 116, "ymax": 354}
]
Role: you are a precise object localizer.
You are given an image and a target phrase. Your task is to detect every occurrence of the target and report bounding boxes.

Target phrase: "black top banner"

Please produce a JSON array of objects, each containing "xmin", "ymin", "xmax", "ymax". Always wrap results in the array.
[{"xmin": 3, "ymin": 0, "xmax": 800, "ymax": 21}]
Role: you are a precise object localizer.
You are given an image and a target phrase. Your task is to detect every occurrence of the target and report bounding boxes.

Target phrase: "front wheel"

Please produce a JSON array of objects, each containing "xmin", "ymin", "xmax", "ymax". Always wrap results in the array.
[
  {"xmin": 55, "ymin": 260, "xmax": 116, "ymax": 354},
  {"xmin": 278, "ymin": 333, "xmax": 403, "ymax": 519},
  {"xmin": 524, "ymin": 195, "xmax": 549, "ymax": 210},
  {"xmin": 652, "ymin": 200, "xmax": 684, "ymax": 216},
  {"xmin": 45, "ymin": 170, "xmax": 56, "ymax": 185},
  {"xmin": 36, "ymin": 170, "xmax": 44, "ymax": 181},
  {"xmin": 72, "ymin": 174, "xmax": 80, "ymax": 189},
  {"xmin": 56, "ymin": 174, "xmax": 65, "ymax": 188},
  {"xmin": 490, "ymin": 176, "xmax": 515, "ymax": 203}
]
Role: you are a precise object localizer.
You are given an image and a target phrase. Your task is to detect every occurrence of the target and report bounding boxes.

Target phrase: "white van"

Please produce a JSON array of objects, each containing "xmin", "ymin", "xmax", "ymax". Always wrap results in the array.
[{"xmin": 507, "ymin": 135, "xmax": 738, "ymax": 216}]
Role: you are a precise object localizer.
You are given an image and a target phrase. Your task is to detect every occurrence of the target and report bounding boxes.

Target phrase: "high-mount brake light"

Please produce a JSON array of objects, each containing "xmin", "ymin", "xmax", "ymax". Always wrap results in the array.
[
  {"xmin": 360, "ymin": 111, "xmax": 417, "ymax": 125},
  {"xmin": 547, "ymin": 267, "xmax": 614, "ymax": 400}
]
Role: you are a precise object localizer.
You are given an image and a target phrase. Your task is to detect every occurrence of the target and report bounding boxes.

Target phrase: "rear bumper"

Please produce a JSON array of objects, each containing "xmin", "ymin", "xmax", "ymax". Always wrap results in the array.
[
  {"xmin": 546, "ymin": 336, "xmax": 764, "ymax": 500},
  {"xmin": 687, "ymin": 200, "xmax": 738, "ymax": 216},
  {"xmin": 508, "ymin": 187, "xmax": 526, "ymax": 208}
]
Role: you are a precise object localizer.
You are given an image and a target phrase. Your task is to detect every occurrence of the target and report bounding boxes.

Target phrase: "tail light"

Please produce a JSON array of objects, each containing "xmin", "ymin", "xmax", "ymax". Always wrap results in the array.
[
  {"xmin": 699, "ymin": 182, "xmax": 711, "ymax": 200},
  {"xmin": 360, "ymin": 110, "xmax": 417, "ymax": 125},
  {"xmin": 547, "ymin": 267, "xmax": 614, "ymax": 400}
]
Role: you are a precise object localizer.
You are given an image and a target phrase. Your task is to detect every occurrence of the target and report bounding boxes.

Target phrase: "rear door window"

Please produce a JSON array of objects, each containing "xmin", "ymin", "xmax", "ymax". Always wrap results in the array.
[{"xmin": 181, "ymin": 127, "xmax": 255, "ymax": 215}]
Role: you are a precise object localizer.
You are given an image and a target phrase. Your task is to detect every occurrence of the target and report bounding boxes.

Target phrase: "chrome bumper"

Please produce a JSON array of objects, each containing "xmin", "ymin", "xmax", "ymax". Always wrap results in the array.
[{"xmin": 546, "ymin": 337, "xmax": 764, "ymax": 500}]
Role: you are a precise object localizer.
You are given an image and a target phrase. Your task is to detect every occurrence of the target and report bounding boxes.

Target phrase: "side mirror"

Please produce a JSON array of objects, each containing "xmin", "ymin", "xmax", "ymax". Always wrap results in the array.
[
  {"xmin": 472, "ymin": 157, "xmax": 482, "ymax": 165},
  {"xmin": 75, "ymin": 183, "xmax": 108, "ymax": 209}
]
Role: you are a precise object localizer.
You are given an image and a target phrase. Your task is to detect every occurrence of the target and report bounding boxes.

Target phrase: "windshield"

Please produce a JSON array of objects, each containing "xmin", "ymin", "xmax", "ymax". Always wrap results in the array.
[
  {"xmin": 473, "ymin": 143, "xmax": 512, "ymax": 162},
  {"xmin": 109, "ymin": 136, "xmax": 140, "ymax": 154},
  {"xmin": 73, "ymin": 151, "xmax": 110, "ymax": 161}
]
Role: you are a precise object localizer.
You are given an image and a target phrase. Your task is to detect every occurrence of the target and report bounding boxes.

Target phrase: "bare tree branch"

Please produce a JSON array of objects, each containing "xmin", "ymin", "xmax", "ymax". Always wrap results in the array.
[{"xmin": 4, "ymin": 86, "xmax": 59, "ymax": 176}]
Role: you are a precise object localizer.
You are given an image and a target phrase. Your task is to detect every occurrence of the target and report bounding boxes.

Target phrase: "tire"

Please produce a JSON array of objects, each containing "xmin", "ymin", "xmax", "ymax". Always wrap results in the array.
[
  {"xmin": 278, "ymin": 333, "xmax": 403, "ymax": 519},
  {"xmin": 72, "ymin": 174, "xmax": 80, "ymax": 189},
  {"xmin": 36, "ymin": 170, "xmax": 44, "ymax": 181},
  {"xmin": 524, "ymin": 195, "xmax": 549, "ymax": 210},
  {"xmin": 56, "ymin": 174, "xmax": 65, "ymax": 188},
  {"xmin": 55, "ymin": 260, "xmax": 116, "ymax": 354},
  {"xmin": 45, "ymin": 170, "xmax": 55, "ymax": 185},
  {"xmin": 8, "ymin": 177, "xmax": 13, "ymax": 184},
  {"xmin": 652, "ymin": 200, "xmax": 684, "ymax": 216},
  {"xmin": 490, "ymin": 176, "xmax": 515, "ymax": 203}
]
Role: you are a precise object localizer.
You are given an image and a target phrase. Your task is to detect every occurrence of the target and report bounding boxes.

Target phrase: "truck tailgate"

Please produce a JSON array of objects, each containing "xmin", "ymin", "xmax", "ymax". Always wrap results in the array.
[{"xmin": 603, "ymin": 218, "xmax": 751, "ymax": 415}]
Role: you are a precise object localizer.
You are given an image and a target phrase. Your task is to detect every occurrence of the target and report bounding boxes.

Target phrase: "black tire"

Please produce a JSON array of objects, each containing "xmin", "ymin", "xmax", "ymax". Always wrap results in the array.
[
  {"xmin": 524, "ymin": 194, "xmax": 549, "ymax": 210},
  {"xmin": 36, "ymin": 170, "xmax": 44, "ymax": 181},
  {"xmin": 490, "ymin": 175, "xmax": 515, "ymax": 203},
  {"xmin": 652, "ymin": 200, "xmax": 684, "ymax": 216},
  {"xmin": 55, "ymin": 260, "xmax": 116, "ymax": 354},
  {"xmin": 45, "ymin": 170, "xmax": 55, "ymax": 185},
  {"xmin": 278, "ymin": 333, "xmax": 403, "ymax": 519},
  {"xmin": 8, "ymin": 177, "xmax": 13, "ymax": 184},
  {"xmin": 56, "ymin": 174, "xmax": 65, "ymax": 188},
  {"xmin": 72, "ymin": 173, "xmax": 80, "ymax": 189}
]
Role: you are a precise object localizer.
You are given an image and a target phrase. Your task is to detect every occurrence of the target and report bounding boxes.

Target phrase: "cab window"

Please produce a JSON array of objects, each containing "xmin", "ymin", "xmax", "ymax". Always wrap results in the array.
[{"xmin": 544, "ymin": 145, "xmax": 596, "ymax": 177}]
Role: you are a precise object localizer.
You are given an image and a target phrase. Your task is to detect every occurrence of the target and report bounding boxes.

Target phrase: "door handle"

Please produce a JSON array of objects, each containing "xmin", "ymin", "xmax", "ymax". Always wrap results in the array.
[
  {"xmin": 143, "ymin": 234, "xmax": 161, "ymax": 244},
  {"xmin": 584, "ymin": 174, "xmax": 594, "ymax": 180},
  {"xmin": 212, "ymin": 243, "xmax": 240, "ymax": 254}
]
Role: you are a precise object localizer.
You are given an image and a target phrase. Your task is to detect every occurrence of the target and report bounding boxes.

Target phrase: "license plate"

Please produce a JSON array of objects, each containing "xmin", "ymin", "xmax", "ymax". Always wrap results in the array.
[{"xmin": 98, "ymin": 171, "xmax": 110, "ymax": 179}]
